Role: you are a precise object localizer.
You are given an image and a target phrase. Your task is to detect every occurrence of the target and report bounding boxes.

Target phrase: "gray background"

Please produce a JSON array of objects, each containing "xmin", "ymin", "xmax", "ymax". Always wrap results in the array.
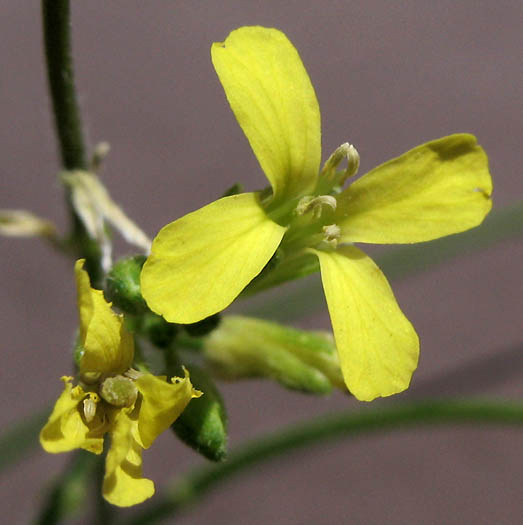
[{"xmin": 1, "ymin": 1, "xmax": 522, "ymax": 523}]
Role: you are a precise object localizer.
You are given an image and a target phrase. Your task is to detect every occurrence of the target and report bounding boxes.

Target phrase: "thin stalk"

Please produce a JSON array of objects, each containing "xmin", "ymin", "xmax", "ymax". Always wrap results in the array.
[
  {"xmin": 35, "ymin": 451, "xmax": 98, "ymax": 525},
  {"xmin": 42, "ymin": 0, "xmax": 87, "ymax": 170},
  {"xmin": 42, "ymin": 0, "xmax": 103, "ymax": 285},
  {"xmin": 0, "ymin": 407, "xmax": 49, "ymax": 472},
  {"xmin": 125, "ymin": 400, "xmax": 523, "ymax": 524}
]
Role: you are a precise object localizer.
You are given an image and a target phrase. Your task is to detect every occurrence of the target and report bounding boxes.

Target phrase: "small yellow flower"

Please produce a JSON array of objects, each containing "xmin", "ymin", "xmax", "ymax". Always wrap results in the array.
[
  {"xmin": 40, "ymin": 260, "xmax": 201, "ymax": 507},
  {"xmin": 141, "ymin": 26, "xmax": 492, "ymax": 402}
]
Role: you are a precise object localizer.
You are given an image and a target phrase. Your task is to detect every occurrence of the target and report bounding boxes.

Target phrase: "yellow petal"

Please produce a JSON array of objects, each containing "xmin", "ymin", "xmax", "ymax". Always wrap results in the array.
[
  {"xmin": 313, "ymin": 246, "xmax": 419, "ymax": 401},
  {"xmin": 135, "ymin": 370, "xmax": 202, "ymax": 449},
  {"xmin": 336, "ymin": 134, "xmax": 493, "ymax": 244},
  {"xmin": 211, "ymin": 26, "xmax": 321, "ymax": 202},
  {"xmin": 141, "ymin": 193, "xmax": 286, "ymax": 324},
  {"xmin": 103, "ymin": 408, "xmax": 154, "ymax": 507},
  {"xmin": 75, "ymin": 260, "xmax": 134, "ymax": 376},
  {"xmin": 40, "ymin": 377, "xmax": 105, "ymax": 454}
]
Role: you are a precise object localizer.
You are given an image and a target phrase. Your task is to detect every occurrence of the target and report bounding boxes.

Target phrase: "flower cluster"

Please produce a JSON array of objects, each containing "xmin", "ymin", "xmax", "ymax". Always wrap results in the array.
[{"xmin": 39, "ymin": 26, "xmax": 493, "ymax": 508}]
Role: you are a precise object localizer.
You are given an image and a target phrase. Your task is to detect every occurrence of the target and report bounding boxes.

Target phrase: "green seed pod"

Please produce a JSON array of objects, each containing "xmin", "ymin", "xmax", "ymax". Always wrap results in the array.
[
  {"xmin": 203, "ymin": 316, "xmax": 345, "ymax": 394},
  {"xmin": 105, "ymin": 255, "xmax": 148, "ymax": 315},
  {"xmin": 171, "ymin": 364, "xmax": 228, "ymax": 462}
]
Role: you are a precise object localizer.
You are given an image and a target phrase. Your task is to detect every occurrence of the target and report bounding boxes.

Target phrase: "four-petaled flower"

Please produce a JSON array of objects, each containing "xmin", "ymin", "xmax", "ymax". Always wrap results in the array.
[
  {"xmin": 40, "ymin": 260, "xmax": 201, "ymax": 507},
  {"xmin": 141, "ymin": 26, "xmax": 492, "ymax": 401}
]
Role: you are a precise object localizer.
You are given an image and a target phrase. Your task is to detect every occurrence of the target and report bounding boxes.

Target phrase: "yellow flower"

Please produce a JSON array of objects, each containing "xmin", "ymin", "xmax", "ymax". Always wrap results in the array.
[
  {"xmin": 141, "ymin": 26, "xmax": 492, "ymax": 402},
  {"xmin": 40, "ymin": 260, "xmax": 201, "ymax": 507}
]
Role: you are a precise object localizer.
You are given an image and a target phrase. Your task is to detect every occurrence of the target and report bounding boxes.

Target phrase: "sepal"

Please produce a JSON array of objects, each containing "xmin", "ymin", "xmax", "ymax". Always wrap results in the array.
[
  {"xmin": 171, "ymin": 365, "xmax": 228, "ymax": 462},
  {"xmin": 106, "ymin": 255, "xmax": 149, "ymax": 315}
]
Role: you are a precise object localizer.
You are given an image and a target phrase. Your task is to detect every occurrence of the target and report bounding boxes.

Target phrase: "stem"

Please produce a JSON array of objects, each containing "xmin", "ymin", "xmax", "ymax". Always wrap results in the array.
[
  {"xmin": 126, "ymin": 400, "xmax": 523, "ymax": 524},
  {"xmin": 35, "ymin": 450, "xmax": 98, "ymax": 524},
  {"xmin": 42, "ymin": 0, "xmax": 103, "ymax": 285},
  {"xmin": 42, "ymin": 0, "xmax": 87, "ymax": 170},
  {"xmin": 94, "ymin": 453, "xmax": 115, "ymax": 525},
  {"xmin": 0, "ymin": 407, "xmax": 49, "ymax": 472}
]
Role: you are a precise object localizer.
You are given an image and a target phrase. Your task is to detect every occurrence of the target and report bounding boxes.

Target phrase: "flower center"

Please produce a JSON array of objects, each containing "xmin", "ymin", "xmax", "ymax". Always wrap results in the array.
[{"xmin": 99, "ymin": 375, "xmax": 138, "ymax": 407}]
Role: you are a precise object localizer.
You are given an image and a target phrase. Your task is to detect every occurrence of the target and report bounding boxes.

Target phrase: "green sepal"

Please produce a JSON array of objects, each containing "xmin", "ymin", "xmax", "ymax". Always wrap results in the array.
[
  {"xmin": 73, "ymin": 331, "xmax": 84, "ymax": 368},
  {"xmin": 138, "ymin": 312, "xmax": 178, "ymax": 349},
  {"xmin": 171, "ymin": 364, "xmax": 228, "ymax": 462},
  {"xmin": 184, "ymin": 314, "xmax": 221, "ymax": 337},
  {"xmin": 105, "ymin": 255, "xmax": 148, "ymax": 315},
  {"xmin": 221, "ymin": 182, "xmax": 243, "ymax": 197}
]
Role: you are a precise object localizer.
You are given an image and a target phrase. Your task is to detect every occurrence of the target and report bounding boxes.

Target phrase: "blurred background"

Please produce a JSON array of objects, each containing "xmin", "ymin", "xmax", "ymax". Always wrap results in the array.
[{"xmin": 1, "ymin": 1, "xmax": 522, "ymax": 523}]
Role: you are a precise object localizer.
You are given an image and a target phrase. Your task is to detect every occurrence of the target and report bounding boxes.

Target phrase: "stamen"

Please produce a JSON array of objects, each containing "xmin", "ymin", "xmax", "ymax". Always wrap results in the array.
[
  {"xmin": 321, "ymin": 224, "xmax": 341, "ymax": 248},
  {"xmin": 295, "ymin": 195, "xmax": 337, "ymax": 218},
  {"xmin": 323, "ymin": 224, "xmax": 341, "ymax": 241},
  {"xmin": 319, "ymin": 142, "xmax": 360, "ymax": 190},
  {"xmin": 83, "ymin": 392, "xmax": 100, "ymax": 423},
  {"xmin": 124, "ymin": 368, "xmax": 142, "ymax": 380}
]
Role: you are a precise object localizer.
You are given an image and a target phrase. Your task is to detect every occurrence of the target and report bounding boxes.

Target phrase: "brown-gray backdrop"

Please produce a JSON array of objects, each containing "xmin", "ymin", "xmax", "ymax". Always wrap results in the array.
[{"xmin": 2, "ymin": 1, "xmax": 522, "ymax": 523}]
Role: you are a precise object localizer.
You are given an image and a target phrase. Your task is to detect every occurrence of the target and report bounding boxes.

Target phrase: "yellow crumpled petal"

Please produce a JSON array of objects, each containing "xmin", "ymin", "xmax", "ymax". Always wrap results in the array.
[
  {"xmin": 102, "ymin": 408, "xmax": 154, "ymax": 507},
  {"xmin": 75, "ymin": 260, "xmax": 134, "ymax": 376},
  {"xmin": 40, "ymin": 377, "xmax": 105, "ymax": 454},
  {"xmin": 336, "ymin": 134, "xmax": 493, "ymax": 244},
  {"xmin": 141, "ymin": 193, "xmax": 286, "ymax": 324},
  {"xmin": 211, "ymin": 26, "xmax": 321, "ymax": 203},
  {"xmin": 135, "ymin": 370, "xmax": 202, "ymax": 449},
  {"xmin": 313, "ymin": 246, "xmax": 419, "ymax": 401}
]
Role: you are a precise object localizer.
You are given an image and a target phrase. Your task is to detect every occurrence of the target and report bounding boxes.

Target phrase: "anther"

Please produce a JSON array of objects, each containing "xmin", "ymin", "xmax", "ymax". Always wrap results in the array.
[
  {"xmin": 319, "ymin": 142, "xmax": 360, "ymax": 190},
  {"xmin": 83, "ymin": 393, "xmax": 100, "ymax": 423},
  {"xmin": 322, "ymin": 224, "xmax": 341, "ymax": 248},
  {"xmin": 295, "ymin": 195, "xmax": 337, "ymax": 218}
]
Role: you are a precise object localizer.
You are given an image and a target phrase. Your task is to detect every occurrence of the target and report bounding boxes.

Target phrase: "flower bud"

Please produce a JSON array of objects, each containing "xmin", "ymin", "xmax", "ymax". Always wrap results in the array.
[
  {"xmin": 106, "ymin": 255, "xmax": 149, "ymax": 314},
  {"xmin": 203, "ymin": 316, "xmax": 345, "ymax": 394},
  {"xmin": 171, "ymin": 365, "xmax": 228, "ymax": 462}
]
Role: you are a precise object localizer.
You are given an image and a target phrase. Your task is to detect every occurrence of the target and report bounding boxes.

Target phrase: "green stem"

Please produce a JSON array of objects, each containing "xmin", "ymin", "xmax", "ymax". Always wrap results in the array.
[
  {"xmin": 94, "ymin": 453, "xmax": 115, "ymax": 525},
  {"xmin": 125, "ymin": 400, "xmax": 523, "ymax": 524},
  {"xmin": 42, "ymin": 0, "xmax": 87, "ymax": 170},
  {"xmin": 0, "ymin": 407, "xmax": 49, "ymax": 472},
  {"xmin": 35, "ymin": 450, "xmax": 98, "ymax": 524},
  {"xmin": 41, "ymin": 0, "xmax": 103, "ymax": 285}
]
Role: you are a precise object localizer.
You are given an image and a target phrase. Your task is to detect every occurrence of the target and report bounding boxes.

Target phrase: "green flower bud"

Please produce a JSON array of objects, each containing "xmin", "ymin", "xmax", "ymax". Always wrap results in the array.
[
  {"xmin": 105, "ymin": 255, "xmax": 148, "ymax": 314},
  {"xmin": 171, "ymin": 365, "xmax": 228, "ymax": 462},
  {"xmin": 203, "ymin": 316, "xmax": 345, "ymax": 394},
  {"xmin": 184, "ymin": 313, "xmax": 221, "ymax": 337}
]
